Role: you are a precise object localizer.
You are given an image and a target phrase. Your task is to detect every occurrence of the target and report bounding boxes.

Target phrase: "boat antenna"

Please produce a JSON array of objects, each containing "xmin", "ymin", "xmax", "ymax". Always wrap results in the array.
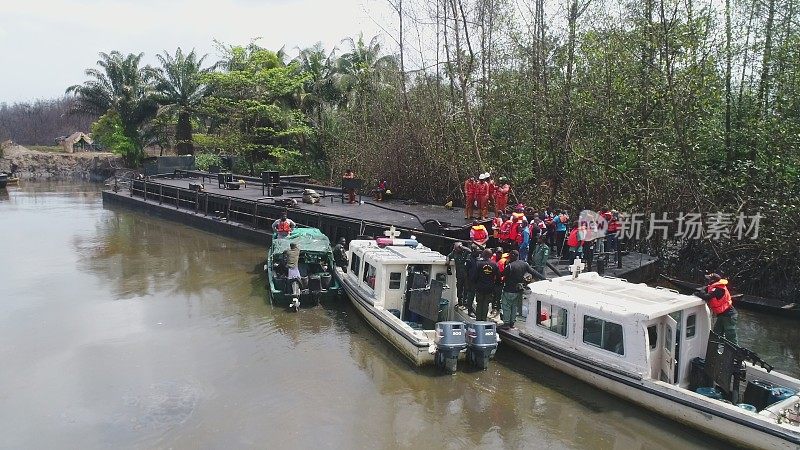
[{"xmin": 569, "ymin": 257, "xmax": 585, "ymax": 279}]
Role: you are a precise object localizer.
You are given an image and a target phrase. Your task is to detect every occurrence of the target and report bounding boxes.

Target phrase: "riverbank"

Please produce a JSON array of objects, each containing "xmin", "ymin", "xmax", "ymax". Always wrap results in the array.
[{"xmin": 0, "ymin": 144, "xmax": 124, "ymax": 181}]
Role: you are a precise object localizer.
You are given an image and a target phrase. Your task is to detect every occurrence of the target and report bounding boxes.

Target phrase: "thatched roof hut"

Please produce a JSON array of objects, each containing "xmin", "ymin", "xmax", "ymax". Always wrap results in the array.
[{"xmin": 61, "ymin": 132, "xmax": 93, "ymax": 153}]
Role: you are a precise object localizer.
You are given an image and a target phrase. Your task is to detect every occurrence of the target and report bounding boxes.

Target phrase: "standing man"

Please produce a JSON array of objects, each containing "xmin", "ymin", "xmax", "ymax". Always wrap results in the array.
[
  {"xmin": 463, "ymin": 245, "xmax": 480, "ymax": 316},
  {"xmin": 445, "ymin": 242, "xmax": 470, "ymax": 310},
  {"xmin": 470, "ymin": 249, "xmax": 499, "ymax": 321},
  {"xmin": 272, "ymin": 211, "xmax": 296, "ymax": 238},
  {"xmin": 694, "ymin": 273, "xmax": 738, "ymax": 344},
  {"xmin": 475, "ymin": 174, "xmax": 490, "ymax": 220},
  {"xmin": 518, "ymin": 220, "xmax": 531, "ymax": 263},
  {"xmin": 553, "ymin": 210, "xmax": 568, "ymax": 257},
  {"xmin": 333, "ymin": 237, "xmax": 348, "ymax": 271},
  {"xmin": 531, "ymin": 235, "xmax": 551, "ymax": 275},
  {"xmin": 286, "ymin": 242, "xmax": 302, "ymax": 297},
  {"xmin": 343, "ymin": 168, "xmax": 356, "ymax": 204},
  {"xmin": 501, "ymin": 250, "xmax": 545, "ymax": 329},
  {"xmin": 464, "ymin": 176, "xmax": 476, "ymax": 220},
  {"xmin": 494, "ymin": 178, "xmax": 510, "ymax": 216}
]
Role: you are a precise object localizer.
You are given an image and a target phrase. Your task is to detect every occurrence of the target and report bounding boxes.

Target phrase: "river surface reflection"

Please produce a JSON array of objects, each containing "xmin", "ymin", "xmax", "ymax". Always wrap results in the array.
[{"xmin": 2, "ymin": 183, "xmax": 792, "ymax": 449}]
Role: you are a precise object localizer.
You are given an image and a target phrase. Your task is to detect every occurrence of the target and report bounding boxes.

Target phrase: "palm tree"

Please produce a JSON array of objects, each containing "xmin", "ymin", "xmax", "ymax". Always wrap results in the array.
[
  {"xmin": 335, "ymin": 34, "xmax": 397, "ymax": 108},
  {"xmin": 294, "ymin": 43, "xmax": 339, "ymax": 126},
  {"xmin": 67, "ymin": 51, "xmax": 156, "ymax": 149},
  {"xmin": 151, "ymin": 48, "xmax": 213, "ymax": 155}
]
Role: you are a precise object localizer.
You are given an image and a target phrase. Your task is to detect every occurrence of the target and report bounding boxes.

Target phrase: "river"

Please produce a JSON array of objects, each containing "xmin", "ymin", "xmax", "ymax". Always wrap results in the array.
[{"xmin": 0, "ymin": 183, "xmax": 796, "ymax": 449}]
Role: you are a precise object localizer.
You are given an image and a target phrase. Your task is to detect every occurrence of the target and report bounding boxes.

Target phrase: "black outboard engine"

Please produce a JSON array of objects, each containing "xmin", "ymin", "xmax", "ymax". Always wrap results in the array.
[
  {"xmin": 466, "ymin": 321, "xmax": 498, "ymax": 370},
  {"xmin": 309, "ymin": 274, "xmax": 322, "ymax": 304},
  {"xmin": 434, "ymin": 321, "xmax": 467, "ymax": 374}
]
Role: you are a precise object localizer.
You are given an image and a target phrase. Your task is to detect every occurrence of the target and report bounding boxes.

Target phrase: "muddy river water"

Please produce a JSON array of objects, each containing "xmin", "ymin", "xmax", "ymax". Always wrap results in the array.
[{"xmin": 1, "ymin": 183, "xmax": 797, "ymax": 449}]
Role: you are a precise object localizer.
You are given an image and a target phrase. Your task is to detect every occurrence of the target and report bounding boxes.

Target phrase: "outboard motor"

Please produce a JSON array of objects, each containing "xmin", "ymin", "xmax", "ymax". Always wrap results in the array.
[
  {"xmin": 466, "ymin": 321, "xmax": 498, "ymax": 370},
  {"xmin": 434, "ymin": 321, "xmax": 467, "ymax": 374},
  {"xmin": 309, "ymin": 274, "xmax": 322, "ymax": 304}
]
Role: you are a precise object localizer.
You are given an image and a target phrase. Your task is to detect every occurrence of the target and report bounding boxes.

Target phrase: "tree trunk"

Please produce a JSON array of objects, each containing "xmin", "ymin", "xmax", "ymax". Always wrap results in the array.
[
  {"xmin": 757, "ymin": 0, "xmax": 776, "ymax": 118},
  {"xmin": 724, "ymin": 0, "xmax": 733, "ymax": 165},
  {"xmin": 175, "ymin": 111, "xmax": 194, "ymax": 155}
]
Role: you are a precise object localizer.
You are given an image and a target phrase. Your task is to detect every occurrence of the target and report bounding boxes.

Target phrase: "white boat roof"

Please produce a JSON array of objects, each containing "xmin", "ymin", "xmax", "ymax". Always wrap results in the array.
[
  {"xmin": 530, "ymin": 272, "xmax": 706, "ymax": 320},
  {"xmin": 349, "ymin": 240, "xmax": 447, "ymax": 265}
]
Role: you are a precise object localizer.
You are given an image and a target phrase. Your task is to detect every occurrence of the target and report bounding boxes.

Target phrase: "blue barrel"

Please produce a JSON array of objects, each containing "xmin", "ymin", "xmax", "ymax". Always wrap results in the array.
[
  {"xmin": 696, "ymin": 387, "xmax": 722, "ymax": 400},
  {"xmin": 737, "ymin": 403, "xmax": 757, "ymax": 412},
  {"xmin": 768, "ymin": 387, "xmax": 796, "ymax": 405}
]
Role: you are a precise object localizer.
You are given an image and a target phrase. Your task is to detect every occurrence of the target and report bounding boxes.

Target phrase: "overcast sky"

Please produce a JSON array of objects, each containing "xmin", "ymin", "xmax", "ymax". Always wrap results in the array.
[{"xmin": 0, "ymin": 0, "xmax": 394, "ymax": 103}]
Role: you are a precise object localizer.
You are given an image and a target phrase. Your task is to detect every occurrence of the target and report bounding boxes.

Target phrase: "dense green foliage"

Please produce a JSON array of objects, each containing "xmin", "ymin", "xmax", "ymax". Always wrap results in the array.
[
  {"xmin": 66, "ymin": 0, "xmax": 799, "ymax": 297},
  {"xmin": 90, "ymin": 111, "xmax": 139, "ymax": 165}
]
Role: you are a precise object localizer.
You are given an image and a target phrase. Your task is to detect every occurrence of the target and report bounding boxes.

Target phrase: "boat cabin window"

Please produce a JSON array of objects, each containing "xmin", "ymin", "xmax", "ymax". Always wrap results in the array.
[
  {"xmin": 363, "ymin": 262, "xmax": 376, "ymax": 289},
  {"xmin": 647, "ymin": 325, "xmax": 658, "ymax": 349},
  {"xmin": 389, "ymin": 272, "xmax": 402, "ymax": 290},
  {"xmin": 583, "ymin": 316, "xmax": 625, "ymax": 355},
  {"xmin": 536, "ymin": 300, "xmax": 568, "ymax": 337},
  {"xmin": 686, "ymin": 313, "xmax": 696, "ymax": 339},
  {"xmin": 351, "ymin": 254, "xmax": 361, "ymax": 276}
]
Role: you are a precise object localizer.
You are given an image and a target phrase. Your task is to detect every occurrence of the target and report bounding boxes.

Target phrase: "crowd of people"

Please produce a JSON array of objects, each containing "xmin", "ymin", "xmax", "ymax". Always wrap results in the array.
[
  {"xmin": 446, "ymin": 243, "xmax": 545, "ymax": 328},
  {"xmin": 464, "ymin": 174, "xmax": 622, "ymax": 268}
]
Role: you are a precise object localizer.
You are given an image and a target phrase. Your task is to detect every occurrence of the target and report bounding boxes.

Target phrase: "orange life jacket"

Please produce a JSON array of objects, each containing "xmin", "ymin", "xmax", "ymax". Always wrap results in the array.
[
  {"xmin": 567, "ymin": 228, "xmax": 581, "ymax": 247},
  {"xmin": 471, "ymin": 225, "xmax": 488, "ymax": 243},
  {"xmin": 707, "ymin": 280, "xmax": 733, "ymax": 315},
  {"xmin": 276, "ymin": 220, "xmax": 292, "ymax": 233},
  {"xmin": 499, "ymin": 220, "xmax": 513, "ymax": 241},
  {"xmin": 497, "ymin": 253, "xmax": 509, "ymax": 281},
  {"xmin": 491, "ymin": 217, "xmax": 503, "ymax": 237}
]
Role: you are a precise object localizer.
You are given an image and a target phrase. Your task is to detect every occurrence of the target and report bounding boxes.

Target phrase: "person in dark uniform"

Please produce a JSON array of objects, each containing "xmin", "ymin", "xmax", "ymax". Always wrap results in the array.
[
  {"xmin": 500, "ymin": 250, "xmax": 545, "ymax": 329},
  {"xmin": 333, "ymin": 237, "xmax": 348, "ymax": 271},
  {"xmin": 470, "ymin": 249, "xmax": 499, "ymax": 321},
  {"xmin": 445, "ymin": 242, "xmax": 470, "ymax": 309}
]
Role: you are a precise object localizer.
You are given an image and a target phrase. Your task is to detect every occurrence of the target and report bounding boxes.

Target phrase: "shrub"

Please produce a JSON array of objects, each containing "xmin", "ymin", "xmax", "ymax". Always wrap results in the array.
[{"xmin": 195, "ymin": 152, "xmax": 223, "ymax": 171}]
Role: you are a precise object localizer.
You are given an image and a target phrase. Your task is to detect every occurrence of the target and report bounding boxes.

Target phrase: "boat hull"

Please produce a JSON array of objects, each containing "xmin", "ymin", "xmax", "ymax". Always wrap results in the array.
[
  {"xmin": 336, "ymin": 268, "xmax": 434, "ymax": 366},
  {"xmin": 499, "ymin": 329, "xmax": 800, "ymax": 450}
]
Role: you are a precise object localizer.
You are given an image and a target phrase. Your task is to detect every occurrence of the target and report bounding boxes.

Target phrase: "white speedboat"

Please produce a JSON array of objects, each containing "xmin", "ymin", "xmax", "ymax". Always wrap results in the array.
[
  {"xmin": 501, "ymin": 261, "xmax": 799, "ymax": 449},
  {"xmin": 334, "ymin": 228, "xmax": 495, "ymax": 371}
]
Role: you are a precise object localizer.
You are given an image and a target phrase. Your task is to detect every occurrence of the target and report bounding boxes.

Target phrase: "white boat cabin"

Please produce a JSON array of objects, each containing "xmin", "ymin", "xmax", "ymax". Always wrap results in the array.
[
  {"xmin": 522, "ymin": 272, "xmax": 711, "ymax": 385},
  {"xmin": 345, "ymin": 240, "xmax": 456, "ymax": 326}
]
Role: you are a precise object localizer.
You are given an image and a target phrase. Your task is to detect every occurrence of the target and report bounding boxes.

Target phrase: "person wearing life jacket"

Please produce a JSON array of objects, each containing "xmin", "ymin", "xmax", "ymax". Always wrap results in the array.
[
  {"xmin": 487, "ymin": 174, "xmax": 496, "ymax": 214},
  {"xmin": 491, "ymin": 214, "xmax": 505, "ymax": 244},
  {"xmin": 695, "ymin": 273, "xmax": 738, "ymax": 344},
  {"xmin": 491, "ymin": 247, "xmax": 510, "ymax": 318},
  {"xmin": 272, "ymin": 211, "xmax": 296, "ymax": 238},
  {"xmin": 566, "ymin": 222, "xmax": 584, "ymax": 261},
  {"xmin": 470, "ymin": 220, "xmax": 489, "ymax": 248},
  {"xmin": 474, "ymin": 174, "xmax": 490, "ymax": 220},
  {"xmin": 494, "ymin": 178, "xmax": 510, "ymax": 216},
  {"xmin": 499, "ymin": 217, "xmax": 513, "ymax": 245},
  {"xmin": 464, "ymin": 176, "xmax": 477, "ymax": 220}
]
